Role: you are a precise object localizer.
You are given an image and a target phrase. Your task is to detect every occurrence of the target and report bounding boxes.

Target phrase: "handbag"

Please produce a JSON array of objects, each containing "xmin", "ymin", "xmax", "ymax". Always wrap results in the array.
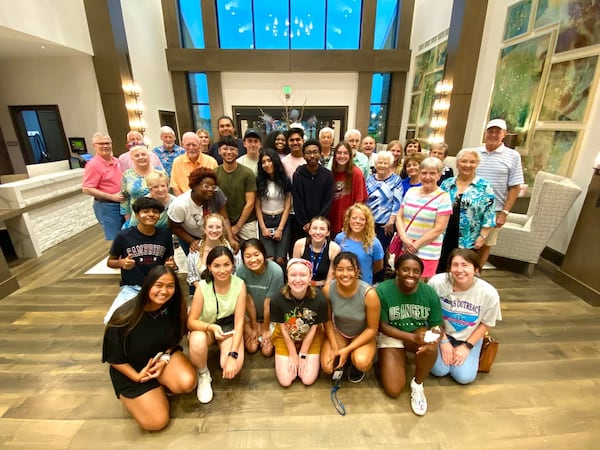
[
  {"xmin": 389, "ymin": 191, "xmax": 445, "ymax": 255},
  {"xmin": 478, "ymin": 333, "xmax": 499, "ymax": 373}
]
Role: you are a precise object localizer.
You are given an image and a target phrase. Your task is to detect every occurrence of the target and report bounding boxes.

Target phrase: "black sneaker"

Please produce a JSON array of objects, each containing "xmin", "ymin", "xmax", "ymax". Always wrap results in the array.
[{"xmin": 348, "ymin": 364, "xmax": 365, "ymax": 383}]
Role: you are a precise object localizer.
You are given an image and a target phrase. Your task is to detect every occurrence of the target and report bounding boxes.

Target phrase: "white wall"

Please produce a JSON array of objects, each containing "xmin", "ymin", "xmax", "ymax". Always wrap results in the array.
[
  {"xmin": 121, "ymin": 0, "xmax": 177, "ymax": 146},
  {"xmin": 0, "ymin": 0, "xmax": 93, "ymax": 54},
  {"xmin": 465, "ymin": 0, "xmax": 599, "ymax": 253},
  {"xmin": 221, "ymin": 72, "xmax": 358, "ymax": 130},
  {"xmin": 0, "ymin": 55, "xmax": 106, "ymax": 172},
  {"xmin": 400, "ymin": 0, "xmax": 453, "ymax": 141}
]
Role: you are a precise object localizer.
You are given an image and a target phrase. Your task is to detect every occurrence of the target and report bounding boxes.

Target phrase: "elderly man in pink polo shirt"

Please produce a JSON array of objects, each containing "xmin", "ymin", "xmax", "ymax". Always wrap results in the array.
[{"xmin": 82, "ymin": 132, "xmax": 125, "ymax": 240}]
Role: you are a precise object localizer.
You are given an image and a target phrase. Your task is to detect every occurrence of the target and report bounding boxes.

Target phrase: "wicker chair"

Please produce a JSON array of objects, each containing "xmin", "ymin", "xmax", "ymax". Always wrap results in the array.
[{"xmin": 490, "ymin": 171, "xmax": 582, "ymax": 277}]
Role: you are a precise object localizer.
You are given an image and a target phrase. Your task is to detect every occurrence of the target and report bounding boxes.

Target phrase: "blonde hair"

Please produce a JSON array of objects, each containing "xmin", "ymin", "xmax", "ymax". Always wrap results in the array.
[
  {"xmin": 341, "ymin": 203, "xmax": 376, "ymax": 252},
  {"xmin": 145, "ymin": 171, "xmax": 169, "ymax": 188},
  {"xmin": 196, "ymin": 214, "xmax": 230, "ymax": 272}
]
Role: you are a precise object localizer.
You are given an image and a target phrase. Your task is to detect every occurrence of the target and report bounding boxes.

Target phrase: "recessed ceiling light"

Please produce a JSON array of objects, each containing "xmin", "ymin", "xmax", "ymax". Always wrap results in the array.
[{"xmin": 41, "ymin": 45, "xmax": 45, "ymax": 49}]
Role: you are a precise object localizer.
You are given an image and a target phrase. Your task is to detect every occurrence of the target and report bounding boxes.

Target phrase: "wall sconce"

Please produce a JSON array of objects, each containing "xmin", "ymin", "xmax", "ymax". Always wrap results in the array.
[
  {"xmin": 123, "ymin": 81, "xmax": 145, "ymax": 133},
  {"xmin": 429, "ymin": 80, "xmax": 452, "ymax": 145}
]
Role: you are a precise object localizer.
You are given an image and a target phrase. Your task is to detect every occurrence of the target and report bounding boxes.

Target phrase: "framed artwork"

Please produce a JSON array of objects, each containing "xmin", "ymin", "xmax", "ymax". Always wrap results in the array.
[
  {"xmin": 539, "ymin": 56, "xmax": 598, "ymax": 121},
  {"xmin": 523, "ymin": 130, "xmax": 579, "ymax": 185},
  {"xmin": 417, "ymin": 70, "xmax": 443, "ymax": 139},
  {"xmin": 435, "ymin": 41, "xmax": 447, "ymax": 69},
  {"xmin": 408, "ymin": 94, "xmax": 420, "ymax": 124},
  {"xmin": 504, "ymin": 0, "xmax": 532, "ymax": 40},
  {"xmin": 489, "ymin": 33, "xmax": 552, "ymax": 146},
  {"xmin": 535, "ymin": 0, "xmax": 600, "ymax": 52}
]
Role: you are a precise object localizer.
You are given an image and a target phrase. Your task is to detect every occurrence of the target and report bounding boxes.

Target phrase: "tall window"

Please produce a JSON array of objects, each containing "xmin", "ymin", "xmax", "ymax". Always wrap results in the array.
[
  {"xmin": 369, "ymin": 73, "xmax": 391, "ymax": 142},
  {"xmin": 208, "ymin": 0, "xmax": 362, "ymax": 49},
  {"xmin": 188, "ymin": 73, "xmax": 211, "ymax": 132},
  {"xmin": 374, "ymin": 0, "xmax": 399, "ymax": 49},
  {"xmin": 179, "ymin": 0, "xmax": 205, "ymax": 48}
]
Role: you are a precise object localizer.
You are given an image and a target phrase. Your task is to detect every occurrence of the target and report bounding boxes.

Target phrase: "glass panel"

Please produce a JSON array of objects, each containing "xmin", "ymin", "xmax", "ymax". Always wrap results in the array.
[
  {"xmin": 326, "ymin": 0, "xmax": 362, "ymax": 49},
  {"xmin": 374, "ymin": 0, "xmax": 399, "ymax": 49},
  {"xmin": 254, "ymin": 1, "xmax": 289, "ymax": 49},
  {"xmin": 371, "ymin": 73, "xmax": 390, "ymax": 103},
  {"xmin": 369, "ymin": 104, "xmax": 387, "ymax": 143},
  {"xmin": 291, "ymin": 0, "xmax": 326, "ymax": 49},
  {"xmin": 188, "ymin": 73, "xmax": 209, "ymax": 103},
  {"xmin": 216, "ymin": 0, "xmax": 254, "ymax": 49},
  {"xmin": 192, "ymin": 105, "xmax": 212, "ymax": 133},
  {"xmin": 179, "ymin": 0, "xmax": 205, "ymax": 48}
]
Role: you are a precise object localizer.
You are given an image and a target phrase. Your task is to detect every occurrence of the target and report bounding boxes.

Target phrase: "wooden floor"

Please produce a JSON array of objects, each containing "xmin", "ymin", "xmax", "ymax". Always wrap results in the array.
[{"xmin": 0, "ymin": 225, "xmax": 599, "ymax": 449}]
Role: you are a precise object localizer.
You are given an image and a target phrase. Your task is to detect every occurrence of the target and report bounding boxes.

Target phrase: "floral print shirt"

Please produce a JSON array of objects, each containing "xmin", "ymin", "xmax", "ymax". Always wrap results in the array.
[
  {"xmin": 270, "ymin": 290, "xmax": 328, "ymax": 342},
  {"xmin": 440, "ymin": 176, "xmax": 496, "ymax": 249}
]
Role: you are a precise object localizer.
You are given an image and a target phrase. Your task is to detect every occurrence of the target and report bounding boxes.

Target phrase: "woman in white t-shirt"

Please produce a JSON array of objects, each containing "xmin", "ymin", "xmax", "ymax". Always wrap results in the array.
[{"xmin": 428, "ymin": 248, "xmax": 502, "ymax": 384}]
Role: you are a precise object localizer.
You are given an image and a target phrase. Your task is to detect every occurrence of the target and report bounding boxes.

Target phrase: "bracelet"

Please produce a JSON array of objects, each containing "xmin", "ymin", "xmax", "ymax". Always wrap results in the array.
[
  {"xmin": 159, "ymin": 353, "xmax": 171, "ymax": 364},
  {"xmin": 479, "ymin": 234, "xmax": 488, "ymax": 239},
  {"xmin": 205, "ymin": 324, "xmax": 211, "ymax": 332},
  {"xmin": 440, "ymin": 339, "xmax": 450, "ymax": 344},
  {"xmin": 299, "ymin": 353, "xmax": 307, "ymax": 359}
]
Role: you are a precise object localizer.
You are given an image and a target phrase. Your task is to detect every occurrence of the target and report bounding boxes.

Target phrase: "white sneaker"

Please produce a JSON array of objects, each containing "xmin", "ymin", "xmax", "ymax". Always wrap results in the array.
[
  {"xmin": 410, "ymin": 378, "xmax": 427, "ymax": 416},
  {"xmin": 196, "ymin": 369, "xmax": 213, "ymax": 404}
]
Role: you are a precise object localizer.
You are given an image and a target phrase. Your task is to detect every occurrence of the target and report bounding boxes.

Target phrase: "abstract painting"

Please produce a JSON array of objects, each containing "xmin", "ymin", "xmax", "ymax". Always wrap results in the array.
[
  {"xmin": 539, "ymin": 55, "xmax": 598, "ymax": 121},
  {"xmin": 535, "ymin": 0, "xmax": 600, "ymax": 52},
  {"xmin": 409, "ymin": 94, "xmax": 420, "ymax": 124},
  {"xmin": 523, "ymin": 130, "xmax": 579, "ymax": 185},
  {"xmin": 504, "ymin": 0, "xmax": 532, "ymax": 40},
  {"xmin": 489, "ymin": 33, "xmax": 552, "ymax": 146}
]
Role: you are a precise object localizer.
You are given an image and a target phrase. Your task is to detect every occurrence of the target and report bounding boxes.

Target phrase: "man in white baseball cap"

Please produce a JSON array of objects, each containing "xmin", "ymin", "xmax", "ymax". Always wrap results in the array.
[{"xmin": 474, "ymin": 118, "xmax": 524, "ymax": 268}]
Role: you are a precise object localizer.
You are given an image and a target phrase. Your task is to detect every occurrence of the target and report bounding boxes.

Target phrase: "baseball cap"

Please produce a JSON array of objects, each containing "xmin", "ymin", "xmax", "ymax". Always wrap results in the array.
[
  {"xmin": 486, "ymin": 119, "xmax": 507, "ymax": 130},
  {"xmin": 243, "ymin": 128, "xmax": 263, "ymax": 140}
]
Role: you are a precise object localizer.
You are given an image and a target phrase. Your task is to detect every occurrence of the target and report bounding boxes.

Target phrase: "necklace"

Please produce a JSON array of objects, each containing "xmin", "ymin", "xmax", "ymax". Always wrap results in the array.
[{"xmin": 147, "ymin": 307, "xmax": 167, "ymax": 319}]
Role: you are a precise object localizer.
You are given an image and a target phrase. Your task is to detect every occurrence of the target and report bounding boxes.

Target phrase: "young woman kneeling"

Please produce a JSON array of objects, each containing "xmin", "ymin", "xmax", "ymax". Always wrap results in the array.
[
  {"xmin": 270, "ymin": 258, "xmax": 328, "ymax": 386},
  {"xmin": 102, "ymin": 266, "xmax": 196, "ymax": 431},
  {"xmin": 187, "ymin": 246, "xmax": 246, "ymax": 404},
  {"xmin": 376, "ymin": 254, "xmax": 443, "ymax": 416},
  {"xmin": 321, "ymin": 252, "xmax": 380, "ymax": 383}
]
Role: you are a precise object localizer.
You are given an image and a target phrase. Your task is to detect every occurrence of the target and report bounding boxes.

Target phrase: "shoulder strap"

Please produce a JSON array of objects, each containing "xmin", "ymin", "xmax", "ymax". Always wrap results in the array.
[{"xmin": 405, "ymin": 191, "xmax": 445, "ymax": 232}]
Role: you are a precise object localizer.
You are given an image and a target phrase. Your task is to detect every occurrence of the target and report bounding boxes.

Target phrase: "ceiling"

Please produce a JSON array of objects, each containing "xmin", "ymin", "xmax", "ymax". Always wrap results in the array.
[{"xmin": 0, "ymin": 26, "xmax": 89, "ymax": 59}]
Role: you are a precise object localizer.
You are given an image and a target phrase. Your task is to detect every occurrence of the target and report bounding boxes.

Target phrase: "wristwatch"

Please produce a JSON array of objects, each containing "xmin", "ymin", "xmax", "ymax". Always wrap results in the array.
[
  {"xmin": 479, "ymin": 234, "xmax": 488, "ymax": 239},
  {"xmin": 500, "ymin": 209, "xmax": 510, "ymax": 215},
  {"xmin": 299, "ymin": 353, "xmax": 307, "ymax": 359},
  {"xmin": 227, "ymin": 351, "xmax": 239, "ymax": 359},
  {"xmin": 464, "ymin": 341, "xmax": 474, "ymax": 350}
]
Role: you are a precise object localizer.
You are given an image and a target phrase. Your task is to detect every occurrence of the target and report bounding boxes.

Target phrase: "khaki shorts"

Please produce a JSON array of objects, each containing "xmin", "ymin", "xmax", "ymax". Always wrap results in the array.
[
  {"xmin": 272, "ymin": 323, "xmax": 324, "ymax": 356},
  {"xmin": 376, "ymin": 332, "xmax": 405, "ymax": 349},
  {"xmin": 484, "ymin": 227, "xmax": 500, "ymax": 247}
]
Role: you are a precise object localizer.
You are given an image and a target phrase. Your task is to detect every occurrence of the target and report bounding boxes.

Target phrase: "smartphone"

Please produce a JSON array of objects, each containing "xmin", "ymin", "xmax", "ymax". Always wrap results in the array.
[
  {"xmin": 222, "ymin": 330, "xmax": 235, "ymax": 336},
  {"xmin": 269, "ymin": 228, "xmax": 275, "ymax": 236},
  {"xmin": 150, "ymin": 351, "xmax": 163, "ymax": 365},
  {"xmin": 332, "ymin": 355, "xmax": 343, "ymax": 380}
]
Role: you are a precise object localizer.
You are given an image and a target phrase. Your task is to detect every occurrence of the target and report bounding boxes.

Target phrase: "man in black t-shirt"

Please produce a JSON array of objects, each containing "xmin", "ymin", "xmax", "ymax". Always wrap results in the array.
[{"xmin": 103, "ymin": 197, "xmax": 175, "ymax": 324}]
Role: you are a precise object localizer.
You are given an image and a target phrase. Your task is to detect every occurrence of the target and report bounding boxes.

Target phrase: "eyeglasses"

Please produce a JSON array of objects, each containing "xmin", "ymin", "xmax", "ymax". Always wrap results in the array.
[
  {"xmin": 304, "ymin": 150, "xmax": 320, "ymax": 156},
  {"xmin": 94, "ymin": 142, "xmax": 112, "ymax": 146},
  {"xmin": 201, "ymin": 183, "xmax": 218, "ymax": 191}
]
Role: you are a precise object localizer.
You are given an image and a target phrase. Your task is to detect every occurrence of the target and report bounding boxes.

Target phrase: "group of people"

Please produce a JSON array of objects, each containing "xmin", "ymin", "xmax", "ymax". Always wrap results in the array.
[{"xmin": 90, "ymin": 117, "xmax": 517, "ymax": 430}]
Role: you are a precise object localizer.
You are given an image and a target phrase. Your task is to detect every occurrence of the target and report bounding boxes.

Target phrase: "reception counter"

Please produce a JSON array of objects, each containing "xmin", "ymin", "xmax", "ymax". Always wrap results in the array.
[{"xmin": 0, "ymin": 168, "xmax": 97, "ymax": 259}]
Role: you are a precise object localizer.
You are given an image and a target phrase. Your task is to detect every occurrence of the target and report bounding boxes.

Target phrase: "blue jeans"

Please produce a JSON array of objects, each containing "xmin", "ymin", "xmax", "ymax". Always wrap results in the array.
[
  {"xmin": 430, "ymin": 338, "xmax": 483, "ymax": 384},
  {"xmin": 103, "ymin": 285, "xmax": 141, "ymax": 324},
  {"xmin": 93, "ymin": 200, "xmax": 124, "ymax": 240}
]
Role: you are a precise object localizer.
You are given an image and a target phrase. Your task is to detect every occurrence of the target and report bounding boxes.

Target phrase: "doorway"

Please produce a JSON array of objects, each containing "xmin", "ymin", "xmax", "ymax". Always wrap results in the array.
[
  {"xmin": 232, "ymin": 106, "xmax": 348, "ymax": 142},
  {"xmin": 9, "ymin": 105, "xmax": 70, "ymax": 165}
]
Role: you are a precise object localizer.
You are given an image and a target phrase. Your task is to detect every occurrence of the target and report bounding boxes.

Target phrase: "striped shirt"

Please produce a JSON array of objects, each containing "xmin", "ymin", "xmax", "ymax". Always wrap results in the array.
[
  {"xmin": 401, "ymin": 187, "xmax": 452, "ymax": 260},
  {"xmin": 476, "ymin": 144, "xmax": 524, "ymax": 211},
  {"xmin": 366, "ymin": 173, "xmax": 403, "ymax": 224}
]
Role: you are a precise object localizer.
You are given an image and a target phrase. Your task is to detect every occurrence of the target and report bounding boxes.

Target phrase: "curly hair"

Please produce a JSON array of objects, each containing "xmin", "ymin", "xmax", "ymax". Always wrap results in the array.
[
  {"xmin": 331, "ymin": 141, "xmax": 355, "ymax": 191},
  {"xmin": 341, "ymin": 203, "xmax": 376, "ymax": 252},
  {"xmin": 256, "ymin": 148, "xmax": 290, "ymax": 199},
  {"xmin": 188, "ymin": 167, "xmax": 217, "ymax": 190},
  {"xmin": 265, "ymin": 130, "xmax": 289, "ymax": 155}
]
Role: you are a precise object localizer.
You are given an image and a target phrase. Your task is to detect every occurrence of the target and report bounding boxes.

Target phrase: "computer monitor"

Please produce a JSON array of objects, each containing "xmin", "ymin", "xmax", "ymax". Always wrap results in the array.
[{"xmin": 68, "ymin": 137, "xmax": 88, "ymax": 154}]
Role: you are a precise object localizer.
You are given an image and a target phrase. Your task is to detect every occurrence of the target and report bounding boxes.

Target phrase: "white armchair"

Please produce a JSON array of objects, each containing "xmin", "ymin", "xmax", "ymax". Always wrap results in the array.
[{"xmin": 490, "ymin": 171, "xmax": 582, "ymax": 277}]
